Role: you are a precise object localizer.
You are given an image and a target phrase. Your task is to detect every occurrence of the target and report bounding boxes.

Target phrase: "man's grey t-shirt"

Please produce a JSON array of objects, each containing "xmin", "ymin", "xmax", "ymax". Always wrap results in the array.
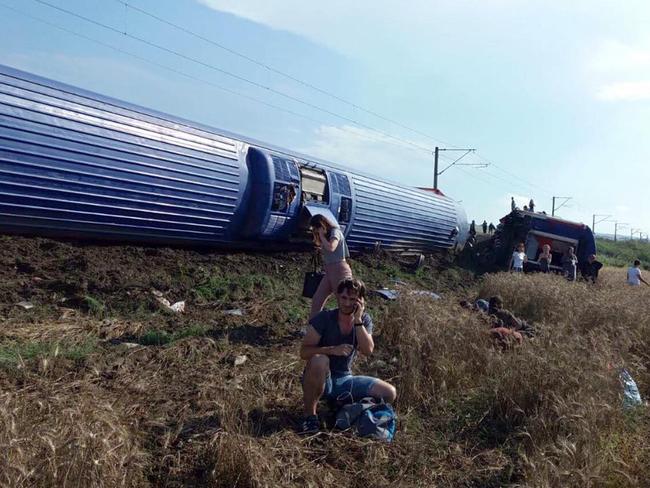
[
  {"xmin": 309, "ymin": 308, "xmax": 373, "ymax": 376},
  {"xmin": 322, "ymin": 228, "xmax": 350, "ymax": 265}
]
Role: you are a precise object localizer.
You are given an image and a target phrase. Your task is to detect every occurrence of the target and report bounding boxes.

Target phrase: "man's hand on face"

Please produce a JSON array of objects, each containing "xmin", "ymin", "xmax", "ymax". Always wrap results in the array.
[
  {"xmin": 331, "ymin": 344, "xmax": 354, "ymax": 356},
  {"xmin": 353, "ymin": 297, "xmax": 365, "ymax": 324}
]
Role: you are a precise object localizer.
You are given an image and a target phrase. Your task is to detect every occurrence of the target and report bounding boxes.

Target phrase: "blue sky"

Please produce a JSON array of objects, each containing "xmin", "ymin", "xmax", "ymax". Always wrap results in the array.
[{"xmin": 1, "ymin": 0, "xmax": 649, "ymax": 237}]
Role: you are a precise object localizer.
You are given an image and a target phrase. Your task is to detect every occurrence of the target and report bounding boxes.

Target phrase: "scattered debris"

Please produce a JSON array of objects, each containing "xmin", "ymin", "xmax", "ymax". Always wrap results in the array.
[
  {"xmin": 169, "ymin": 301, "xmax": 186, "ymax": 313},
  {"xmin": 373, "ymin": 289, "xmax": 399, "ymax": 300},
  {"xmin": 151, "ymin": 290, "xmax": 186, "ymax": 313},
  {"xmin": 223, "ymin": 308, "xmax": 244, "ymax": 316},
  {"xmin": 16, "ymin": 301, "xmax": 34, "ymax": 310},
  {"xmin": 621, "ymin": 368, "xmax": 643, "ymax": 409},
  {"xmin": 122, "ymin": 342, "xmax": 141, "ymax": 349},
  {"xmin": 373, "ymin": 289, "xmax": 441, "ymax": 301},
  {"xmin": 234, "ymin": 355, "xmax": 248, "ymax": 366}
]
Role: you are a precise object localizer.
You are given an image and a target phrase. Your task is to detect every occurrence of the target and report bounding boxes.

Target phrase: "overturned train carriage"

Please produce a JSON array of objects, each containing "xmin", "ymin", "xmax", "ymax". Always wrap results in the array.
[{"xmin": 0, "ymin": 64, "xmax": 468, "ymax": 253}]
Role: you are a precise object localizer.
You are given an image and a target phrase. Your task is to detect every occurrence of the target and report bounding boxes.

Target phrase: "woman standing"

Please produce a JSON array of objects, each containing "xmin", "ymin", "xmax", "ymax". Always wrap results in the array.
[
  {"xmin": 309, "ymin": 214, "xmax": 352, "ymax": 319},
  {"xmin": 538, "ymin": 244, "xmax": 552, "ymax": 273}
]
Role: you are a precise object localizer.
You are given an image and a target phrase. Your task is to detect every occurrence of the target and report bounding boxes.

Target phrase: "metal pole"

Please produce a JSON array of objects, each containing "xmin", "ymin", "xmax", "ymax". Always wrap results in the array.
[
  {"xmin": 433, "ymin": 146, "xmax": 439, "ymax": 190},
  {"xmin": 592, "ymin": 214, "xmax": 595, "ymax": 233},
  {"xmin": 552, "ymin": 197, "xmax": 556, "ymax": 216}
]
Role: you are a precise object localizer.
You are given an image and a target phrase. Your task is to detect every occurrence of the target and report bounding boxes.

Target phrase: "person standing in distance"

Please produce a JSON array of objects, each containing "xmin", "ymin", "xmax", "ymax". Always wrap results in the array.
[
  {"xmin": 563, "ymin": 246, "xmax": 578, "ymax": 281},
  {"xmin": 309, "ymin": 214, "xmax": 353, "ymax": 319},
  {"xmin": 509, "ymin": 242, "xmax": 527, "ymax": 272},
  {"xmin": 538, "ymin": 244, "xmax": 552, "ymax": 273},
  {"xmin": 627, "ymin": 260, "xmax": 650, "ymax": 286}
]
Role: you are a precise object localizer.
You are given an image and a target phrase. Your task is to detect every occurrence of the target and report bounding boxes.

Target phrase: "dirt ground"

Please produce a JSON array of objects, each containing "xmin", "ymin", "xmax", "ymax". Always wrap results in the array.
[
  {"xmin": 0, "ymin": 235, "xmax": 472, "ymax": 487},
  {"xmin": 3, "ymin": 235, "xmax": 650, "ymax": 487}
]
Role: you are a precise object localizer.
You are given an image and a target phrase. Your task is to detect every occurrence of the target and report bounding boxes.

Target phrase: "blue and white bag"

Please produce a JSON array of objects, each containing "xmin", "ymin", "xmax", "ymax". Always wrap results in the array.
[{"xmin": 334, "ymin": 397, "xmax": 397, "ymax": 442}]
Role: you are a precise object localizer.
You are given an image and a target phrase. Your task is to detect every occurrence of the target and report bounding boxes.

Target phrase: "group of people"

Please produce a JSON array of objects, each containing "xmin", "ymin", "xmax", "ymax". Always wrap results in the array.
[
  {"xmin": 509, "ymin": 241, "xmax": 650, "ymax": 287},
  {"xmin": 299, "ymin": 214, "xmax": 648, "ymax": 435},
  {"xmin": 300, "ymin": 214, "xmax": 396, "ymax": 434},
  {"xmin": 511, "ymin": 197, "xmax": 537, "ymax": 213},
  {"xmin": 469, "ymin": 220, "xmax": 496, "ymax": 236},
  {"xmin": 509, "ymin": 241, "xmax": 603, "ymax": 282}
]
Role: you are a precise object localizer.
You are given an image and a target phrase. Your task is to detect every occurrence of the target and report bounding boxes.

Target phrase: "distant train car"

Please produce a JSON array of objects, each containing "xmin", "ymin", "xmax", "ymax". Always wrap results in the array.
[
  {"xmin": 486, "ymin": 210, "xmax": 596, "ymax": 271},
  {"xmin": 0, "ymin": 64, "xmax": 468, "ymax": 253}
]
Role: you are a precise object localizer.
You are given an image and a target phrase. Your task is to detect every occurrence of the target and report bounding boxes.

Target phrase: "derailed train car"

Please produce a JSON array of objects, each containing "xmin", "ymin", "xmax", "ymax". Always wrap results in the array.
[
  {"xmin": 0, "ymin": 64, "xmax": 468, "ymax": 253},
  {"xmin": 481, "ymin": 210, "xmax": 596, "ymax": 272}
]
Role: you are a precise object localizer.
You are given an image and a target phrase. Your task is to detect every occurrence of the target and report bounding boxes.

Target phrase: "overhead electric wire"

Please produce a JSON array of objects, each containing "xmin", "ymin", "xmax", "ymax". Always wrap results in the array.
[
  {"xmin": 4, "ymin": 0, "xmax": 596, "ymax": 214},
  {"xmin": 0, "ymin": 2, "xmax": 439, "ymax": 159},
  {"xmin": 108, "ymin": 0, "xmax": 457, "ymax": 149},
  {"xmin": 31, "ymin": 0, "xmax": 438, "ymax": 156},
  {"xmin": 474, "ymin": 153, "xmax": 554, "ymax": 197}
]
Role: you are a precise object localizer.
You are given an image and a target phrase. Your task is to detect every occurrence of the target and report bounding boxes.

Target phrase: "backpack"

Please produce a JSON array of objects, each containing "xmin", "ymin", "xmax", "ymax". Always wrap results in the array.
[{"xmin": 334, "ymin": 397, "xmax": 397, "ymax": 442}]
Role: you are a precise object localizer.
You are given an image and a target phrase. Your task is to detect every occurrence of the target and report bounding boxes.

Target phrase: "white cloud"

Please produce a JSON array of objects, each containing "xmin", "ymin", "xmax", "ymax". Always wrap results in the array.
[
  {"xmin": 588, "ymin": 39, "xmax": 650, "ymax": 101},
  {"xmin": 596, "ymin": 81, "xmax": 650, "ymax": 101},
  {"xmin": 589, "ymin": 40, "xmax": 650, "ymax": 73},
  {"xmin": 299, "ymin": 124, "xmax": 432, "ymax": 184}
]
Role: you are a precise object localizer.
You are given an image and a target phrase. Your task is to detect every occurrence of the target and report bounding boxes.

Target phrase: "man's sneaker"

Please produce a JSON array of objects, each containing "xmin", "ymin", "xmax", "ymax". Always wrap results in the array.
[{"xmin": 300, "ymin": 415, "xmax": 320, "ymax": 434}]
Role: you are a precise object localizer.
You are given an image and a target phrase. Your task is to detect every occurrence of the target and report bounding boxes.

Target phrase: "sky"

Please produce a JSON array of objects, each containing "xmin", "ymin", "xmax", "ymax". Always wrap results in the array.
[{"xmin": 0, "ymin": 0, "xmax": 649, "ymax": 237}]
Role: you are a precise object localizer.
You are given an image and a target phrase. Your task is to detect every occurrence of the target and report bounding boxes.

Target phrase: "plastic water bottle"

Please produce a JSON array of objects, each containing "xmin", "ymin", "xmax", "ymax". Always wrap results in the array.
[{"xmin": 620, "ymin": 368, "xmax": 643, "ymax": 409}]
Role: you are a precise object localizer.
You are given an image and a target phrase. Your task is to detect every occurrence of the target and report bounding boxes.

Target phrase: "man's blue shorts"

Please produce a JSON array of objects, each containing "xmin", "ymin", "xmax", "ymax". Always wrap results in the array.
[{"xmin": 322, "ymin": 373, "xmax": 379, "ymax": 403}]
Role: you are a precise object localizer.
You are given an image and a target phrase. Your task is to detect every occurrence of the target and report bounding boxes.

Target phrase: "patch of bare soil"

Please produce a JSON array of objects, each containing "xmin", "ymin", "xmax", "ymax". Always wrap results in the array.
[{"xmin": 0, "ymin": 235, "xmax": 470, "ymax": 487}]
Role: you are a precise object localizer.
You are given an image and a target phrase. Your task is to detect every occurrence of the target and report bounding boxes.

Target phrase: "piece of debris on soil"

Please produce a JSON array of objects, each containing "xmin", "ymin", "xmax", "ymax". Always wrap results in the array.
[
  {"xmin": 223, "ymin": 308, "xmax": 245, "ymax": 316},
  {"xmin": 16, "ymin": 301, "xmax": 34, "ymax": 310},
  {"xmin": 233, "ymin": 354, "xmax": 248, "ymax": 366},
  {"xmin": 151, "ymin": 290, "xmax": 186, "ymax": 313}
]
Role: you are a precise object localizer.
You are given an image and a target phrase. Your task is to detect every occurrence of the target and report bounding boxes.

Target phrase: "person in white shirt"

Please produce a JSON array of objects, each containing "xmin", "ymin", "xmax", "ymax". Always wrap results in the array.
[
  {"xmin": 627, "ymin": 260, "xmax": 649, "ymax": 286},
  {"xmin": 509, "ymin": 242, "xmax": 527, "ymax": 272}
]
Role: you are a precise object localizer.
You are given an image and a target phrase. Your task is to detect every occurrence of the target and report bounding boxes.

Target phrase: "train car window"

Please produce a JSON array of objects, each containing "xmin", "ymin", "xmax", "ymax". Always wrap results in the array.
[
  {"xmin": 339, "ymin": 197, "xmax": 352, "ymax": 223},
  {"xmin": 271, "ymin": 183, "xmax": 297, "ymax": 212},
  {"xmin": 299, "ymin": 167, "xmax": 329, "ymax": 203}
]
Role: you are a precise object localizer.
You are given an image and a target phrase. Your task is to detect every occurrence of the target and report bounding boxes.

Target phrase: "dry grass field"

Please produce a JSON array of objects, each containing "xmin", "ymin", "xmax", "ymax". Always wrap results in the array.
[{"xmin": 1, "ymin": 235, "xmax": 649, "ymax": 487}]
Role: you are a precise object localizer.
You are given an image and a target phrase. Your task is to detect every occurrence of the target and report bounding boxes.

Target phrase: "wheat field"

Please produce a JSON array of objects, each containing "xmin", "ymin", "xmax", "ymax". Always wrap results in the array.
[{"xmin": 1, "ymin": 242, "xmax": 649, "ymax": 487}]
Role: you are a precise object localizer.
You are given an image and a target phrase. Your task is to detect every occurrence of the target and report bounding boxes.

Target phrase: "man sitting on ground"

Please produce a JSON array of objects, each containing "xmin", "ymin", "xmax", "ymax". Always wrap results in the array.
[{"xmin": 300, "ymin": 278, "xmax": 397, "ymax": 434}]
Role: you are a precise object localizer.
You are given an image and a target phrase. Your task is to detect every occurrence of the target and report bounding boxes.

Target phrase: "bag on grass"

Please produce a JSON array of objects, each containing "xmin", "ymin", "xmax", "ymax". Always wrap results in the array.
[
  {"xmin": 302, "ymin": 252, "xmax": 324, "ymax": 298},
  {"xmin": 334, "ymin": 397, "xmax": 397, "ymax": 442}
]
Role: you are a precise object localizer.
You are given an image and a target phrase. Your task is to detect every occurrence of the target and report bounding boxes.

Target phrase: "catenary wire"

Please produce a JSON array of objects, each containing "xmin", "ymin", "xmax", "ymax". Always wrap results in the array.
[
  {"xmin": 32, "ymin": 0, "xmax": 438, "ymax": 155},
  {"xmin": 108, "ymin": 0, "xmax": 458, "ymax": 149},
  {"xmin": 0, "ymin": 2, "xmax": 442, "ymax": 158}
]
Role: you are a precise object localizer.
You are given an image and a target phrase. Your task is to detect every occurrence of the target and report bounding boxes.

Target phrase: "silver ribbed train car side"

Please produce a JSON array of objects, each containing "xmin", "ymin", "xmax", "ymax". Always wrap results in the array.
[{"xmin": 0, "ymin": 64, "xmax": 467, "ymax": 252}]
